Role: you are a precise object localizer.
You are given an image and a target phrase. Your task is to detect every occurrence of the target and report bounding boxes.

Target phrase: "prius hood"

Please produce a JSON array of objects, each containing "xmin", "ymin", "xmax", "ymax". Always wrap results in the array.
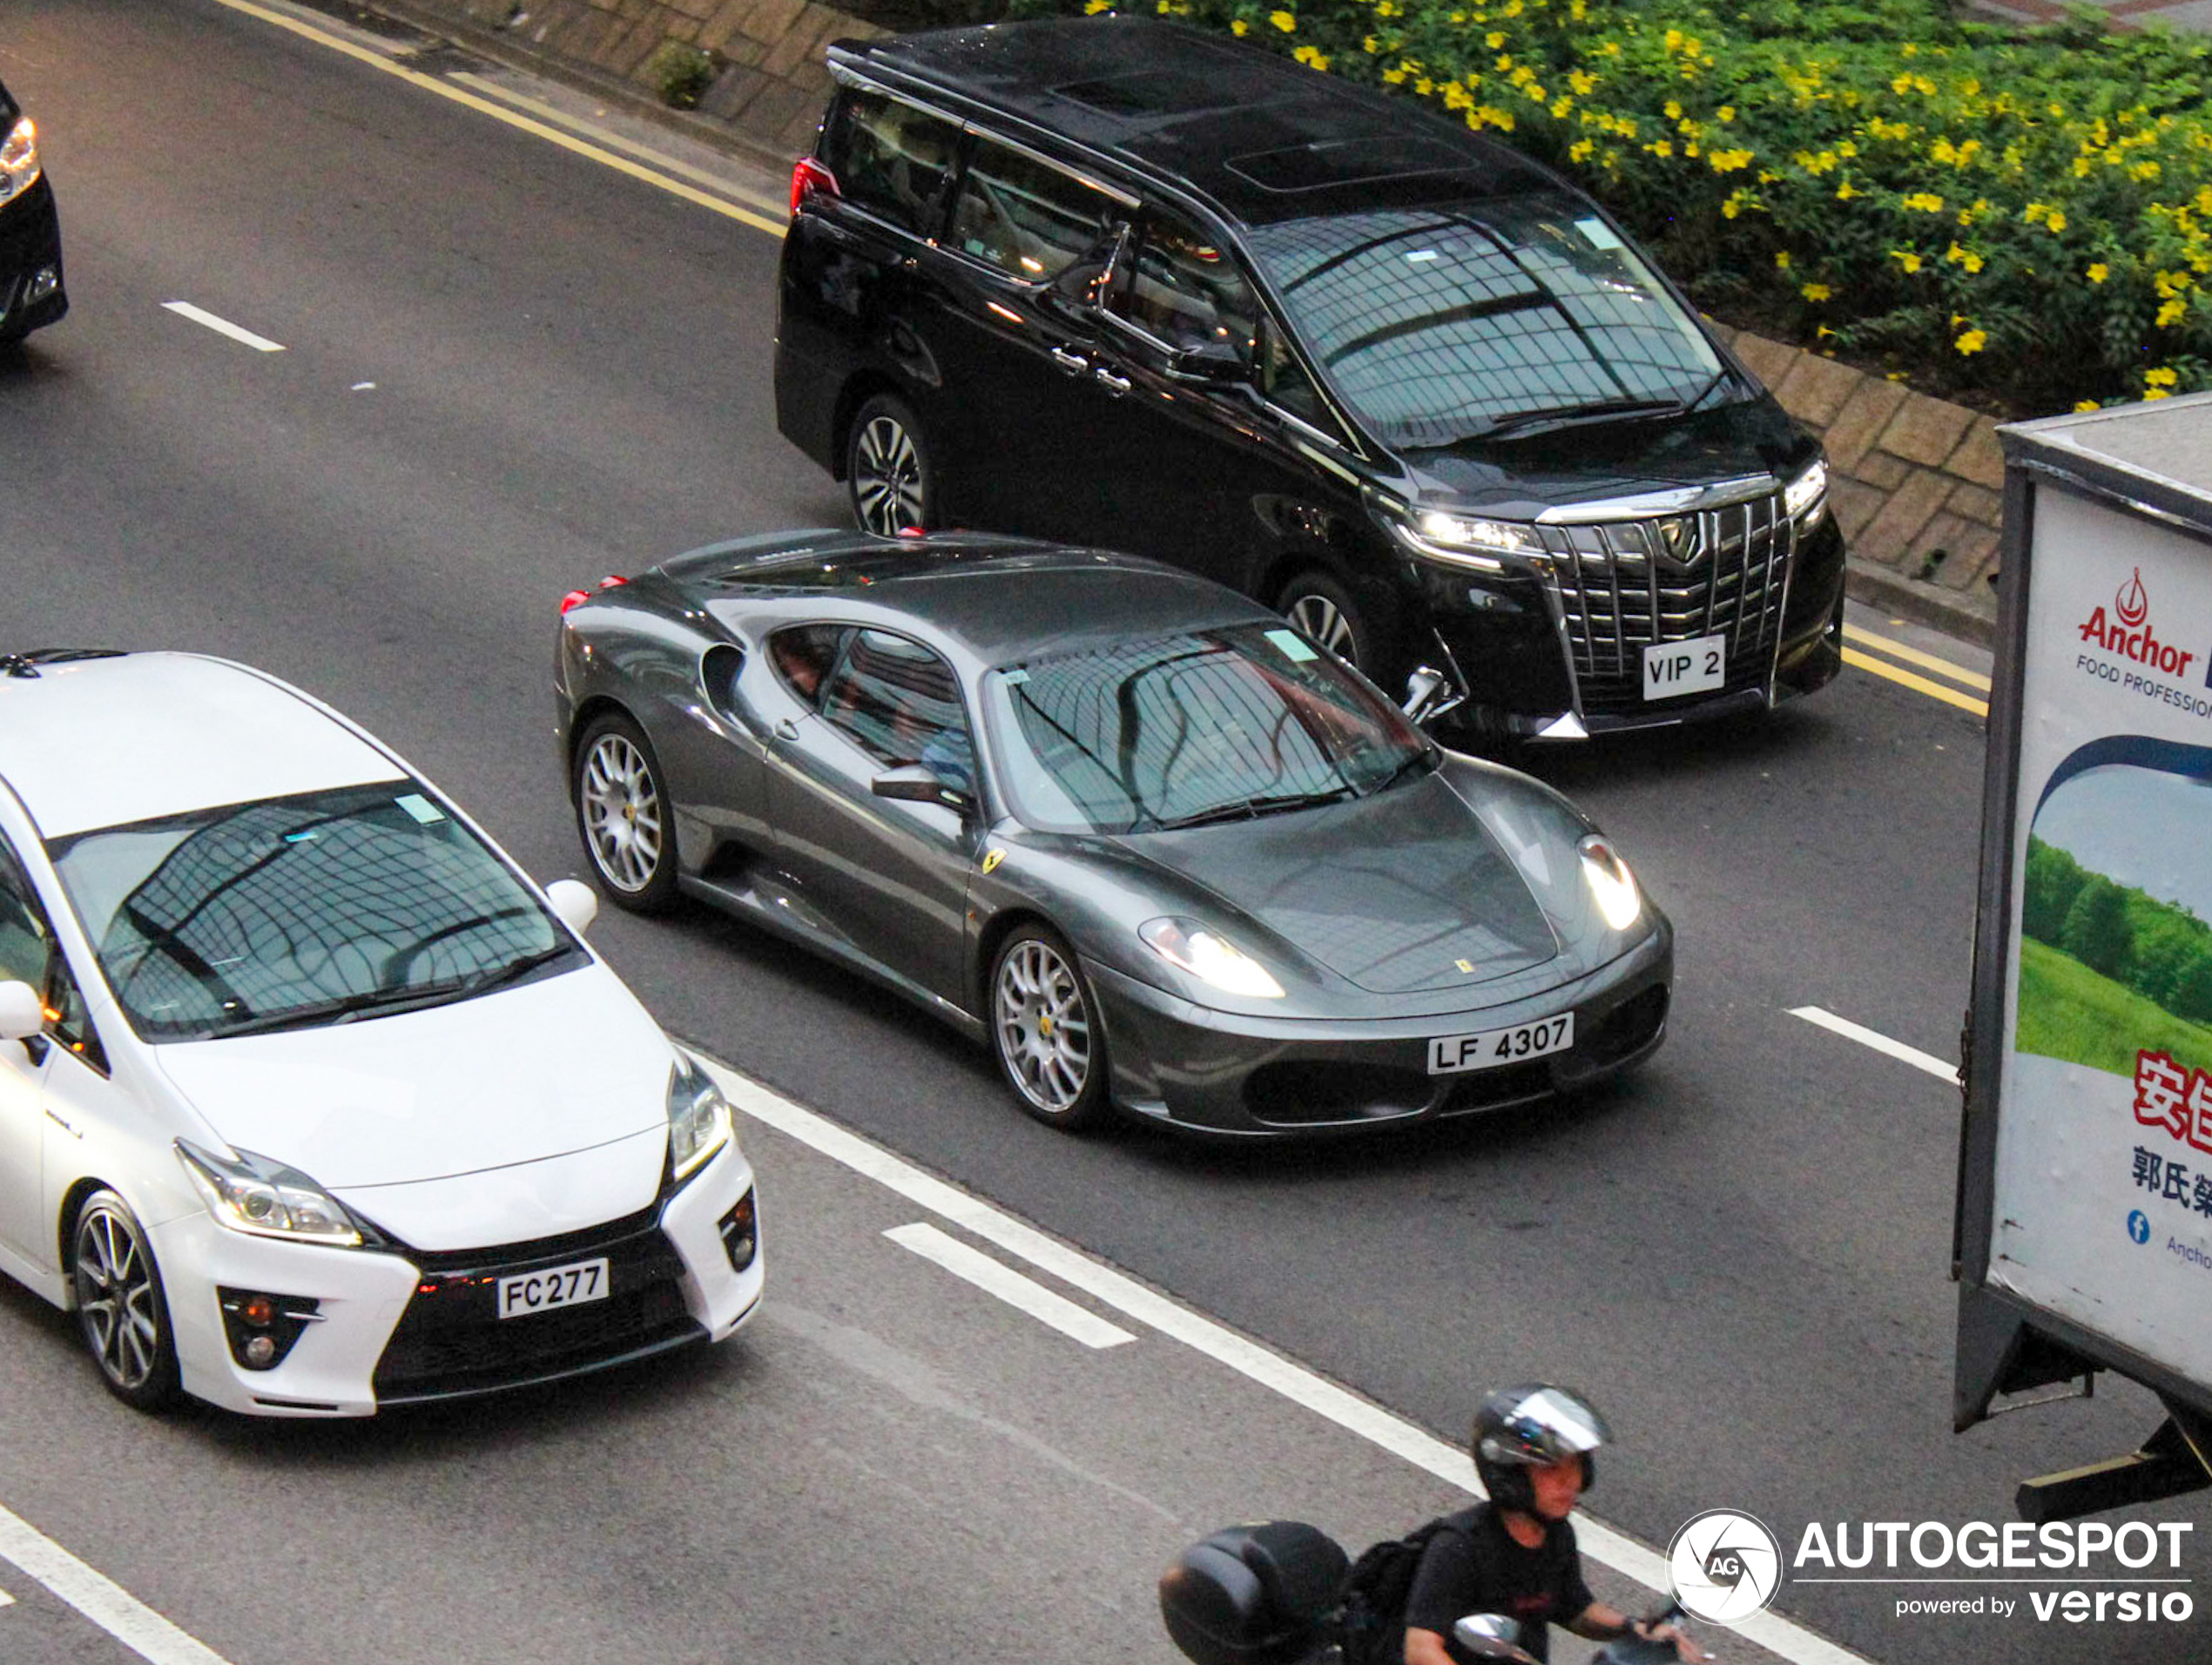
[
  {"xmin": 1115, "ymin": 776, "xmax": 1560, "ymax": 994},
  {"xmin": 150, "ymin": 962, "xmax": 674, "ymax": 1190}
]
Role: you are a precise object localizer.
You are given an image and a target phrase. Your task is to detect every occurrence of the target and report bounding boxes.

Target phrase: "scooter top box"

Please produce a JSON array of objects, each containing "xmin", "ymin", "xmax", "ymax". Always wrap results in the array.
[{"xmin": 1160, "ymin": 1520, "xmax": 1349, "ymax": 1665}]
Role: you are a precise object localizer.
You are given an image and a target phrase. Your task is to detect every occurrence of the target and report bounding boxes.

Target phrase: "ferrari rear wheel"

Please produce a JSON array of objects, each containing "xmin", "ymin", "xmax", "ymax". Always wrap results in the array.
[
  {"xmin": 990, "ymin": 926, "xmax": 1109, "ymax": 1131},
  {"xmin": 575, "ymin": 712, "xmax": 678, "ymax": 913}
]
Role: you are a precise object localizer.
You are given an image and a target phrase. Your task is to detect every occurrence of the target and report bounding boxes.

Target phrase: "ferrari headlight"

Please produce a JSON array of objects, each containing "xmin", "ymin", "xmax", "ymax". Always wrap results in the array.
[
  {"xmin": 0, "ymin": 118, "xmax": 39, "ymax": 203},
  {"xmin": 174, "ymin": 1141, "xmax": 362, "ymax": 1246},
  {"xmin": 1783, "ymin": 458, "xmax": 1828, "ymax": 525},
  {"xmin": 667, "ymin": 1051, "xmax": 733, "ymax": 1183},
  {"xmin": 1577, "ymin": 835, "xmax": 1642, "ymax": 932},
  {"xmin": 1139, "ymin": 918, "xmax": 1285, "ymax": 1000}
]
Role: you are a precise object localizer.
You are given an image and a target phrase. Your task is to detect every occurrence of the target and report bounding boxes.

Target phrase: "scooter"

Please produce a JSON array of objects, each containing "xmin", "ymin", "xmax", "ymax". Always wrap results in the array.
[{"xmin": 1158, "ymin": 1520, "xmax": 1699, "ymax": 1665}]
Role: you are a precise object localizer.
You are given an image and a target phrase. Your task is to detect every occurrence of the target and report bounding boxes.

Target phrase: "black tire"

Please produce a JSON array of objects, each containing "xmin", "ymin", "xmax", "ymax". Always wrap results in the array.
[
  {"xmin": 1276, "ymin": 570, "xmax": 1376, "ymax": 675},
  {"xmin": 846, "ymin": 394, "xmax": 934, "ymax": 536},
  {"xmin": 988, "ymin": 925, "xmax": 1111, "ymax": 1131},
  {"xmin": 572, "ymin": 711, "xmax": 680, "ymax": 913},
  {"xmin": 71, "ymin": 1190, "xmax": 181, "ymax": 1413}
]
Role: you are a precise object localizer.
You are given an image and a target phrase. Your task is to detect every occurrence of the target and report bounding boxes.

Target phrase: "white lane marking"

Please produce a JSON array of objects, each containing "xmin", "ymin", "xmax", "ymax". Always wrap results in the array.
[
  {"xmin": 0, "ymin": 1504, "xmax": 233, "ymax": 1664},
  {"xmin": 159, "ymin": 301, "xmax": 286, "ymax": 354},
  {"xmin": 887, "ymin": 1222, "xmax": 1137, "ymax": 1350},
  {"xmin": 706, "ymin": 1061, "xmax": 1872, "ymax": 1665},
  {"xmin": 1789, "ymin": 1007, "xmax": 1959, "ymax": 1084},
  {"xmin": 0, "ymin": 1582, "xmax": 13, "ymax": 1607}
]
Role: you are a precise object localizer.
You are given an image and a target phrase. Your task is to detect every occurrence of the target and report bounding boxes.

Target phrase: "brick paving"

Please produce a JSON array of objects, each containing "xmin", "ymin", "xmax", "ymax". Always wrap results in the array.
[{"xmin": 1969, "ymin": 0, "xmax": 2212, "ymax": 29}]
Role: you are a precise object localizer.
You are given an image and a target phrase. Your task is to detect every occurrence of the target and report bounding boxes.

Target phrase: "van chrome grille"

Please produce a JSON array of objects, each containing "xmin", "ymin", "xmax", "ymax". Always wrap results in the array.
[{"xmin": 1534, "ymin": 494, "xmax": 1795, "ymax": 718}]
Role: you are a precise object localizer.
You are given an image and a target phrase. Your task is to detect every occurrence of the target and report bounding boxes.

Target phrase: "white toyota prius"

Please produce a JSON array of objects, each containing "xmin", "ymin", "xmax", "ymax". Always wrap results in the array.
[{"xmin": 0, "ymin": 650, "xmax": 762, "ymax": 1416}]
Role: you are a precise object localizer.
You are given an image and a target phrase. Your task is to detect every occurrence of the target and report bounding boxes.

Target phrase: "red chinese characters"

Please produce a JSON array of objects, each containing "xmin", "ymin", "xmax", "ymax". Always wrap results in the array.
[{"xmin": 2134, "ymin": 1048, "xmax": 2212, "ymax": 1152}]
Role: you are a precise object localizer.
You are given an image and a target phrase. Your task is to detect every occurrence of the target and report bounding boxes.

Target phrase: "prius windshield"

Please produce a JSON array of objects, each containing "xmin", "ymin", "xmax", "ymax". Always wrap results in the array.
[
  {"xmin": 1244, "ymin": 193, "xmax": 1726, "ymax": 449},
  {"xmin": 48, "ymin": 782, "xmax": 581, "ymax": 1041},
  {"xmin": 981, "ymin": 624, "xmax": 1431, "ymax": 835}
]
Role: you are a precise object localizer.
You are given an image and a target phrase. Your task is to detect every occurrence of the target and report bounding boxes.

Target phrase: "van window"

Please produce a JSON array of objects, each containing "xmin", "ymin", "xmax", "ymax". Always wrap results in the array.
[
  {"xmin": 826, "ymin": 91, "xmax": 961, "ymax": 237},
  {"xmin": 949, "ymin": 141, "xmax": 1122, "ymax": 281},
  {"xmin": 1116, "ymin": 206, "xmax": 1258, "ymax": 361}
]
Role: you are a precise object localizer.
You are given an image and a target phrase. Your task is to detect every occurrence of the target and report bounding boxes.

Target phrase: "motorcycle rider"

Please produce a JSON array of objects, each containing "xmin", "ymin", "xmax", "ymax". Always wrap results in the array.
[{"xmin": 1404, "ymin": 1385, "xmax": 1705, "ymax": 1665}]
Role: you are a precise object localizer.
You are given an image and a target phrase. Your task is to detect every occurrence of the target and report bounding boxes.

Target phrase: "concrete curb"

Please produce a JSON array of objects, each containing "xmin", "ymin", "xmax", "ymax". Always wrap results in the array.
[{"xmin": 1845, "ymin": 556, "xmax": 1998, "ymax": 649}]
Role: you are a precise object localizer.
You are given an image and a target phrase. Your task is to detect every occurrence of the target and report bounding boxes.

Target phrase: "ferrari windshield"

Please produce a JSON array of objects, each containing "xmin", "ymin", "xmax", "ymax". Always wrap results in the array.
[
  {"xmin": 1244, "ymin": 193, "xmax": 1726, "ymax": 449},
  {"xmin": 981, "ymin": 624, "xmax": 1430, "ymax": 835},
  {"xmin": 49, "ymin": 782, "xmax": 580, "ymax": 1041}
]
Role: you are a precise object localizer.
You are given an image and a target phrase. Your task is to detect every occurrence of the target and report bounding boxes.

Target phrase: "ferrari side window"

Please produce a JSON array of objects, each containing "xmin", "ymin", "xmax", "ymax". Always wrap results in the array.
[
  {"xmin": 768, "ymin": 624, "xmax": 847, "ymax": 711},
  {"xmin": 819, "ymin": 629, "xmax": 973, "ymax": 788}
]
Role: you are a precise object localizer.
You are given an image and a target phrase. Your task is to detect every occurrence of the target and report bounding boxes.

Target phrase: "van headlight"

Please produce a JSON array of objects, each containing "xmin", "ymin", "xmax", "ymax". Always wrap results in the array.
[
  {"xmin": 175, "ymin": 1141, "xmax": 362, "ymax": 1246},
  {"xmin": 1389, "ymin": 509, "xmax": 1540, "ymax": 574},
  {"xmin": 1139, "ymin": 918, "xmax": 1285, "ymax": 999},
  {"xmin": 1577, "ymin": 834, "xmax": 1643, "ymax": 931},
  {"xmin": 667, "ymin": 1052, "xmax": 734, "ymax": 1183},
  {"xmin": 1783, "ymin": 458, "xmax": 1828, "ymax": 526},
  {"xmin": 0, "ymin": 117, "xmax": 40, "ymax": 203}
]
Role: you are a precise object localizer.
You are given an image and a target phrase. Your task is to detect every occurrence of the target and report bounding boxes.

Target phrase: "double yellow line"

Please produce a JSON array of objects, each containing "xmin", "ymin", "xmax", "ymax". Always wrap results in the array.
[{"xmin": 1843, "ymin": 624, "xmax": 1990, "ymax": 717}]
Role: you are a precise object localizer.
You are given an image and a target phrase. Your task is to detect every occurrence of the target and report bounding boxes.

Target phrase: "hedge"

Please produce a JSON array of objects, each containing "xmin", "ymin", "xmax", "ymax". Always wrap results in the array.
[{"xmin": 1020, "ymin": 0, "xmax": 2212, "ymax": 415}]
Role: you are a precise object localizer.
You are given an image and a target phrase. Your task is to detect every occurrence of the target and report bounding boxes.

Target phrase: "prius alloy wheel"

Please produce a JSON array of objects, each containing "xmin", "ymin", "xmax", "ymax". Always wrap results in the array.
[
  {"xmin": 991, "ymin": 927, "xmax": 1109, "ymax": 1129},
  {"xmin": 847, "ymin": 394, "xmax": 933, "ymax": 536},
  {"xmin": 71, "ymin": 1191, "xmax": 179, "ymax": 1412},
  {"xmin": 576, "ymin": 713, "xmax": 678, "ymax": 912}
]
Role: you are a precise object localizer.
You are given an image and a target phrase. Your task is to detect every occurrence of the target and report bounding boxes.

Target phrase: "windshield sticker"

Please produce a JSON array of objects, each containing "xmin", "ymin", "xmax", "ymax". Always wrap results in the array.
[
  {"xmin": 1264, "ymin": 628, "xmax": 1320, "ymax": 663},
  {"xmin": 281, "ymin": 831, "xmax": 320, "ymax": 844},
  {"xmin": 1001, "ymin": 668, "xmax": 1030, "ymax": 685},
  {"xmin": 395, "ymin": 793, "xmax": 447, "ymax": 825},
  {"xmin": 1575, "ymin": 216, "xmax": 1626, "ymax": 250},
  {"xmin": 1405, "ymin": 250, "xmax": 1440, "ymax": 264}
]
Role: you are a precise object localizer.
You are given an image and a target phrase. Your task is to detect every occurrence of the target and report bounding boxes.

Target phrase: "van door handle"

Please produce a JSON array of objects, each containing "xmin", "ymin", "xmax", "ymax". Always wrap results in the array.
[
  {"xmin": 1049, "ymin": 347, "xmax": 1089, "ymax": 375},
  {"xmin": 1094, "ymin": 367, "xmax": 1131, "ymax": 395},
  {"xmin": 774, "ymin": 718, "xmax": 800, "ymax": 743}
]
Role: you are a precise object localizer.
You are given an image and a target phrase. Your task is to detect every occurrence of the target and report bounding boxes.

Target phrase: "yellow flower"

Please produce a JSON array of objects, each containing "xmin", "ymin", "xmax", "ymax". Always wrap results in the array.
[
  {"xmin": 1709, "ymin": 148, "xmax": 1752, "ymax": 173},
  {"xmin": 2074, "ymin": 400, "xmax": 2101, "ymax": 412},
  {"xmin": 1568, "ymin": 70, "xmax": 1597, "ymax": 95},
  {"xmin": 1292, "ymin": 44, "xmax": 1330, "ymax": 71},
  {"xmin": 1363, "ymin": 34, "xmax": 1379, "ymax": 52},
  {"xmin": 1717, "ymin": 105, "xmax": 1736, "ymax": 122},
  {"xmin": 1892, "ymin": 249, "xmax": 1924, "ymax": 273},
  {"xmin": 1945, "ymin": 242, "xmax": 1984, "ymax": 274},
  {"xmin": 1084, "ymin": 0, "xmax": 1111, "ymax": 11},
  {"xmin": 2087, "ymin": 262, "xmax": 2109, "ymax": 284},
  {"xmin": 2146, "ymin": 367, "xmax": 2180, "ymax": 387},
  {"xmin": 1954, "ymin": 328, "xmax": 1986, "ymax": 355},
  {"xmin": 2157, "ymin": 298, "xmax": 2187, "ymax": 327},
  {"xmin": 1775, "ymin": 251, "xmax": 1791, "ymax": 270},
  {"xmin": 2047, "ymin": 211, "xmax": 2067, "ymax": 233},
  {"xmin": 1487, "ymin": 30, "xmax": 1507, "ymax": 46},
  {"xmin": 1664, "ymin": 100, "xmax": 1683, "ymax": 120},
  {"xmin": 1568, "ymin": 138, "xmax": 1595, "ymax": 163},
  {"xmin": 1802, "ymin": 282, "xmax": 1832, "ymax": 301},
  {"xmin": 2146, "ymin": 388, "xmax": 2173, "ymax": 401},
  {"xmin": 1903, "ymin": 192, "xmax": 1945, "ymax": 213},
  {"xmin": 1270, "ymin": 9, "xmax": 1297, "ymax": 30},
  {"xmin": 1836, "ymin": 180, "xmax": 1859, "ymax": 201},
  {"xmin": 1382, "ymin": 64, "xmax": 1406, "ymax": 82},
  {"xmin": 1647, "ymin": 138, "xmax": 1673, "ymax": 158}
]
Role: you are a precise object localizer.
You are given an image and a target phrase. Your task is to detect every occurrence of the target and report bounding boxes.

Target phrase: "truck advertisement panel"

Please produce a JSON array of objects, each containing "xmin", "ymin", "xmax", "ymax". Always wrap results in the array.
[{"xmin": 1993, "ymin": 482, "xmax": 2212, "ymax": 1385}]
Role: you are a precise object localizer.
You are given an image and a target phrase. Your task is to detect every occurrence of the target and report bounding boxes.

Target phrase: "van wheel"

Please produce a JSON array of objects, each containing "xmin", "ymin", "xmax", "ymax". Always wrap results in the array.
[
  {"xmin": 1277, "ymin": 571, "xmax": 1373, "ymax": 672},
  {"xmin": 71, "ymin": 1191, "xmax": 181, "ymax": 1412},
  {"xmin": 847, "ymin": 394, "xmax": 933, "ymax": 536}
]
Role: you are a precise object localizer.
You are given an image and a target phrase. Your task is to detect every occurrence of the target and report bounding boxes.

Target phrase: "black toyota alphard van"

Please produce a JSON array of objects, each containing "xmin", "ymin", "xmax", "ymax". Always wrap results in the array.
[
  {"xmin": 0, "ymin": 78, "xmax": 65, "ymax": 346},
  {"xmin": 773, "ymin": 18, "xmax": 1844, "ymax": 740}
]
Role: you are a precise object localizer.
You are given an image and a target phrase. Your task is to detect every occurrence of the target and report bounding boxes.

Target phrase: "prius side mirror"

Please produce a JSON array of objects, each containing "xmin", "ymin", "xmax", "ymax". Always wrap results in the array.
[
  {"xmin": 0, "ymin": 979, "xmax": 43, "ymax": 1043},
  {"xmin": 873, "ymin": 762, "xmax": 974, "ymax": 815},
  {"xmin": 545, "ymin": 879, "xmax": 599, "ymax": 937}
]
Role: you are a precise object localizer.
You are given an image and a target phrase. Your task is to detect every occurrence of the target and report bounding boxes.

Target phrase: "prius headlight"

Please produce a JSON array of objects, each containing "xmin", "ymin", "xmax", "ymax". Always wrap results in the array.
[
  {"xmin": 1139, "ymin": 918, "xmax": 1285, "ymax": 1000},
  {"xmin": 1577, "ymin": 834, "xmax": 1643, "ymax": 932},
  {"xmin": 1783, "ymin": 458, "xmax": 1828, "ymax": 525},
  {"xmin": 667, "ymin": 1051, "xmax": 734, "ymax": 1182},
  {"xmin": 0, "ymin": 117, "xmax": 39, "ymax": 203},
  {"xmin": 174, "ymin": 1140, "xmax": 362, "ymax": 1246}
]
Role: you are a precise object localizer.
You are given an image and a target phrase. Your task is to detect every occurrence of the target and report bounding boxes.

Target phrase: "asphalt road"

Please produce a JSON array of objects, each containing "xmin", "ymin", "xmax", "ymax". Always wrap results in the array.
[{"xmin": 0, "ymin": 3, "xmax": 2204, "ymax": 1662}]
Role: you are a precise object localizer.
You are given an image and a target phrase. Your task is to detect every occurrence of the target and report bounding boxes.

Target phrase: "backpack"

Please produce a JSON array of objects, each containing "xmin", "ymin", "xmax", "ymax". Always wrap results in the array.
[{"xmin": 1335, "ymin": 1510, "xmax": 1479, "ymax": 1665}]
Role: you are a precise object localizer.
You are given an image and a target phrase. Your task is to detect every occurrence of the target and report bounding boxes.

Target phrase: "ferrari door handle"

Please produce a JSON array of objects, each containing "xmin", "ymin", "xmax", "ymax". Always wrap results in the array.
[
  {"xmin": 1049, "ymin": 347, "xmax": 1089, "ymax": 375},
  {"xmin": 1094, "ymin": 367, "xmax": 1131, "ymax": 395},
  {"xmin": 774, "ymin": 718, "xmax": 800, "ymax": 743}
]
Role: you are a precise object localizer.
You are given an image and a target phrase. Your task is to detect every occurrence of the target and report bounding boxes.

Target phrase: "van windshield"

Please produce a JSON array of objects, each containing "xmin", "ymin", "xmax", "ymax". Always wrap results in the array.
[{"xmin": 1244, "ymin": 193, "xmax": 1727, "ymax": 449}]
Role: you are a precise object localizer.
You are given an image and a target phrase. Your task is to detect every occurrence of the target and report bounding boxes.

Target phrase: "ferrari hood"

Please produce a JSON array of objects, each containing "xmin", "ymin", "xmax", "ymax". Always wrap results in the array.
[
  {"xmin": 150, "ymin": 962, "xmax": 673, "ymax": 1190},
  {"xmin": 1118, "ymin": 778, "xmax": 1560, "ymax": 994}
]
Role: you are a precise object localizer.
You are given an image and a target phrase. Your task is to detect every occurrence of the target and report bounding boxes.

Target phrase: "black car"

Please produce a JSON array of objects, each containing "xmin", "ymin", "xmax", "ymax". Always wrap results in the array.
[
  {"xmin": 0, "ymin": 78, "xmax": 65, "ymax": 345},
  {"xmin": 553, "ymin": 529, "xmax": 1670, "ymax": 1137},
  {"xmin": 772, "ymin": 17, "xmax": 1844, "ymax": 743}
]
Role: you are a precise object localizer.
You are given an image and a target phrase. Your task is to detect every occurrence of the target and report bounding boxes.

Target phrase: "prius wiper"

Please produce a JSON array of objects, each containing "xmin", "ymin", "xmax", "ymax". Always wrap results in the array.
[
  {"xmin": 1475, "ymin": 397, "xmax": 1685, "ymax": 440},
  {"xmin": 193, "ymin": 947, "xmax": 577, "ymax": 1040},
  {"xmin": 1154, "ymin": 786, "xmax": 1356, "ymax": 831}
]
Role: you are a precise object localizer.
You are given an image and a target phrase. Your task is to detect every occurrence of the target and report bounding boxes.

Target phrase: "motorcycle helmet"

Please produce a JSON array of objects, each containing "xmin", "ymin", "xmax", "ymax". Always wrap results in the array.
[{"xmin": 1472, "ymin": 1384, "xmax": 1611, "ymax": 1516}]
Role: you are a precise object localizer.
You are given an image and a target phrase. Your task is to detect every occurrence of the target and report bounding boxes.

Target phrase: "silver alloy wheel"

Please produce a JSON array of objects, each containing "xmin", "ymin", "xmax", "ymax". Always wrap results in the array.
[
  {"xmin": 1287, "ymin": 592, "xmax": 1359, "ymax": 664},
  {"xmin": 74, "ymin": 1203, "xmax": 161, "ymax": 1393},
  {"xmin": 580, "ymin": 731, "xmax": 664, "ymax": 893},
  {"xmin": 994, "ymin": 937, "xmax": 1093, "ymax": 1114},
  {"xmin": 852, "ymin": 415, "xmax": 925, "ymax": 535}
]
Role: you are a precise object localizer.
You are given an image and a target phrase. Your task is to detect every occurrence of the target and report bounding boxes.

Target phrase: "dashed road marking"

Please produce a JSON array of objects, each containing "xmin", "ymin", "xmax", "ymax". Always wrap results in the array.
[
  {"xmin": 0, "ymin": 1504, "xmax": 233, "ymax": 1664},
  {"xmin": 887, "ymin": 1221, "xmax": 1136, "ymax": 1349},
  {"xmin": 705, "ymin": 1057, "xmax": 1874, "ymax": 1665},
  {"xmin": 159, "ymin": 301, "xmax": 285, "ymax": 354},
  {"xmin": 1790, "ymin": 1006, "xmax": 1959, "ymax": 1084}
]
